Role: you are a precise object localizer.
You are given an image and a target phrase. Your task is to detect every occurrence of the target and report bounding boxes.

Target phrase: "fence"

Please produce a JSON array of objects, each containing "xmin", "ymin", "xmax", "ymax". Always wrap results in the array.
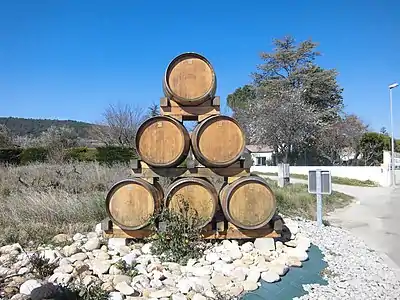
[{"xmin": 251, "ymin": 150, "xmax": 400, "ymax": 187}]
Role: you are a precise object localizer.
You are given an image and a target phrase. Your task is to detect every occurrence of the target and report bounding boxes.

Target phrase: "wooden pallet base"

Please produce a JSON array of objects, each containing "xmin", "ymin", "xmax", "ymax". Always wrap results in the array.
[{"xmin": 102, "ymin": 217, "xmax": 282, "ymax": 240}]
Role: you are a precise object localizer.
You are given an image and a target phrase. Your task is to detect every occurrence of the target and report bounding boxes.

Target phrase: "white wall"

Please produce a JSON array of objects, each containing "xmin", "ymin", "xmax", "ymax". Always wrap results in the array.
[{"xmin": 251, "ymin": 165, "xmax": 390, "ymax": 187}]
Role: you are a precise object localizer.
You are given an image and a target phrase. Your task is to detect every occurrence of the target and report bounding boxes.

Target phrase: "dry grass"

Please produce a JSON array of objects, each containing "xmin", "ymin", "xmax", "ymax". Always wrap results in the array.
[
  {"xmin": 265, "ymin": 178, "xmax": 354, "ymax": 219},
  {"xmin": 0, "ymin": 162, "xmax": 132, "ymax": 246}
]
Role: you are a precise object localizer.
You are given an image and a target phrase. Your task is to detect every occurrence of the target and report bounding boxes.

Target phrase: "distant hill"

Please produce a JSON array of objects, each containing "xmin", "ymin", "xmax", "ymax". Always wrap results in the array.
[{"xmin": 0, "ymin": 117, "xmax": 94, "ymax": 138}]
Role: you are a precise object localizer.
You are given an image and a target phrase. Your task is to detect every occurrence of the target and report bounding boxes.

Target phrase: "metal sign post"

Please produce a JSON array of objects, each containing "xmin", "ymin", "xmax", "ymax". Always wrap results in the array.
[{"xmin": 308, "ymin": 169, "xmax": 332, "ymax": 228}]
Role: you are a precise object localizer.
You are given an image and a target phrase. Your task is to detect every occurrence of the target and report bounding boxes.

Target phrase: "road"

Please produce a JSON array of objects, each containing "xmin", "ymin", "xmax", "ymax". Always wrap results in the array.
[{"xmin": 266, "ymin": 175, "xmax": 400, "ymax": 273}]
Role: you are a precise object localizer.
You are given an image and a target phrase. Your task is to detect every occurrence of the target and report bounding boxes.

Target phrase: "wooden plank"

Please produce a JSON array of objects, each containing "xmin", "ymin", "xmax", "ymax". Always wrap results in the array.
[
  {"xmin": 103, "ymin": 221, "xmax": 280, "ymax": 240},
  {"xmin": 132, "ymin": 166, "xmax": 250, "ymax": 178},
  {"xmin": 159, "ymin": 97, "xmax": 170, "ymax": 107},
  {"xmin": 165, "ymin": 98, "xmax": 219, "ymax": 108}
]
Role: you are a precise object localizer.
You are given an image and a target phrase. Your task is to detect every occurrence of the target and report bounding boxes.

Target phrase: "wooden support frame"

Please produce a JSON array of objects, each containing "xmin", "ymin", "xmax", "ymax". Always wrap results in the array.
[
  {"xmin": 130, "ymin": 160, "xmax": 251, "ymax": 178},
  {"xmin": 160, "ymin": 97, "xmax": 220, "ymax": 121},
  {"xmin": 102, "ymin": 216, "xmax": 281, "ymax": 240}
]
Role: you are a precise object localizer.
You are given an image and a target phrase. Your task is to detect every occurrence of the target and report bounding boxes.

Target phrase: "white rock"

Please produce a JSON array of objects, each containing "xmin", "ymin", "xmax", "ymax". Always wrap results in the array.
[
  {"xmin": 109, "ymin": 264, "xmax": 122, "ymax": 275},
  {"xmin": 73, "ymin": 233, "xmax": 85, "ymax": 241},
  {"xmin": 206, "ymin": 252, "xmax": 219, "ymax": 263},
  {"xmin": 149, "ymin": 289, "xmax": 173, "ymax": 298},
  {"xmin": 96, "ymin": 251, "xmax": 110, "ymax": 260},
  {"xmin": 70, "ymin": 252, "xmax": 87, "ymax": 262},
  {"xmin": 19, "ymin": 280, "xmax": 41, "ymax": 295},
  {"xmin": 241, "ymin": 242, "xmax": 254, "ymax": 253},
  {"xmin": 122, "ymin": 253, "xmax": 137, "ymax": 265},
  {"xmin": 63, "ymin": 244, "xmax": 79, "ymax": 257},
  {"xmin": 92, "ymin": 260, "xmax": 112, "ymax": 275},
  {"xmin": 0, "ymin": 266, "xmax": 10, "ymax": 276},
  {"xmin": 285, "ymin": 220, "xmax": 299, "ymax": 236},
  {"xmin": 286, "ymin": 248, "xmax": 309, "ymax": 262},
  {"xmin": 268, "ymin": 263, "xmax": 289, "ymax": 276},
  {"xmin": 95, "ymin": 223, "xmax": 103, "ymax": 235},
  {"xmin": 254, "ymin": 238, "xmax": 275, "ymax": 253},
  {"xmin": 247, "ymin": 269, "xmax": 261, "ymax": 282},
  {"xmin": 113, "ymin": 275, "xmax": 132, "ymax": 285},
  {"xmin": 192, "ymin": 294, "xmax": 207, "ymax": 300},
  {"xmin": 243, "ymin": 280, "xmax": 259, "ymax": 291},
  {"xmin": 261, "ymin": 271, "xmax": 280, "ymax": 283},
  {"xmin": 192, "ymin": 265, "xmax": 213, "ymax": 277},
  {"xmin": 83, "ymin": 275, "xmax": 96, "ymax": 286},
  {"xmin": 150, "ymin": 278, "xmax": 163, "ymax": 289},
  {"xmin": 55, "ymin": 264, "xmax": 74, "ymax": 274},
  {"xmin": 87, "ymin": 232, "xmax": 98, "ymax": 239},
  {"xmin": 108, "ymin": 238, "xmax": 126, "ymax": 250},
  {"xmin": 220, "ymin": 254, "xmax": 233, "ymax": 263},
  {"xmin": 177, "ymin": 278, "xmax": 193, "ymax": 294},
  {"xmin": 210, "ymin": 274, "xmax": 232, "ymax": 287},
  {"xmin": 115, "ymin": 281, "xmax": 136, "ymax": 295},
  {"xmin": 296, "ymin": 236, "xmax": 311, "ymax": 250},
  {"xmin": 109, "ymin": 292, "xmax": 123, "ymax": 300},
  {"xmin": 43, "ymin": 250, "xmax": 57, "ymax": 263},
  {"xmin": 172, "ymin": 293, "xmax": 187, "ymax": 300},
  {"xmin": 141, "ymin": 243, "xmax": 152, "ymax": 254},
  {"xmin": 84, "ymin": 238, "xmax": 101, "ymax": 251},
  {"xmin": 17, "ymin": 267, "xmax": 29, "ymax": 275}
]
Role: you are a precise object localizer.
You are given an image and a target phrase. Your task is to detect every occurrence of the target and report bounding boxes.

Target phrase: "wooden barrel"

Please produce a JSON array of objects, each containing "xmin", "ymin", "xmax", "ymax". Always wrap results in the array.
[
  {"xmin": 163, "ymin": 52, "xmax": 217, "ymax": 106},
  {"xmin": 164, "ymin": 177, "xmax": 218, "ymax": 228},
  {"xmin": 219, "ymin": 176, "xmax": 276, "ymax": 230},
  {"xmin": 191, "ymin": 115, "xmax": 245, "ymax": 167},
  {"xmin": 136, "ymin": 116, "xmax": 190, "ymax": 167},
  {"xmin": 106, "ymin": 179, "xmax": 164, "ymax": 230}
]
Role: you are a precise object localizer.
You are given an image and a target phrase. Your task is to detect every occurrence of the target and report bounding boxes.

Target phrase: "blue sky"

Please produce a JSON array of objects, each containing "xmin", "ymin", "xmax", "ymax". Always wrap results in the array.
[{"xmin": 0, "ymin": 0, "xmax": 399, "ymax": 133}]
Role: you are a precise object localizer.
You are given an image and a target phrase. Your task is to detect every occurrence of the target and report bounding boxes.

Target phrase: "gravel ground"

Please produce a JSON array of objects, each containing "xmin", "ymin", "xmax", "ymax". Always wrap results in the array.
[{"xmin": 294, "ymin": 218, "xmax": 400, "ymax": 300}]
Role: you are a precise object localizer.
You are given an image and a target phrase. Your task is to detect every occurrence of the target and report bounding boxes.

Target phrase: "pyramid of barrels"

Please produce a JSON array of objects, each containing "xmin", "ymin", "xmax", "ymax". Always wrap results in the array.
[{"xmin": 104, "ymin": 52, "xmax": 278, "ymax": 239}]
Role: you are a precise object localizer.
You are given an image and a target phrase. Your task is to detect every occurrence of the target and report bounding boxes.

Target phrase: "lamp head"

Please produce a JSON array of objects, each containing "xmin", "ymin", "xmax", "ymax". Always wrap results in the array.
[{"xmin": 389, "ymin": 83, "xmax": 399, "ymax": 89}]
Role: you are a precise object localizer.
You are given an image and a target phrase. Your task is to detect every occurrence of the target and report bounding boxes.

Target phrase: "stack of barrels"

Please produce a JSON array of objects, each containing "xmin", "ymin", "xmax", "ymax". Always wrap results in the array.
[{"xmin": 105, "ymin": 52, "xmax": 277, "ymax": 237}]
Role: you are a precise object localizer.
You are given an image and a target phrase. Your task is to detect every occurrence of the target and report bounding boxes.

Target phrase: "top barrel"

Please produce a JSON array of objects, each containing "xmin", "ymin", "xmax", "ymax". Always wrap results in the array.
[{"xmin": 163, "ymin": 52, "xmax": 217, "ymax": 106}]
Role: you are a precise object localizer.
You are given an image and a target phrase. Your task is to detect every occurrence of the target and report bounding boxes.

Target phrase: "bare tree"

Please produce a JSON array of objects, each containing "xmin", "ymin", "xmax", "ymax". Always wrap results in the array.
[
  {"xmin": 90, "ymin": 103, "xmax": 146, "ymax": 148},
  {"xmin": 0, "ymin": 124, "xmax": 13, "ymax": 148},
  {"xmin": 316, "ymin": 114, "xmax": 367, "ymax": 165},
  {"xmin": 245, "ymin": 86, "xmax": 333, "ymax": 163},
  {"xmin": 36, "ymin": 125, "xmax": 78, "ymax": 162}
]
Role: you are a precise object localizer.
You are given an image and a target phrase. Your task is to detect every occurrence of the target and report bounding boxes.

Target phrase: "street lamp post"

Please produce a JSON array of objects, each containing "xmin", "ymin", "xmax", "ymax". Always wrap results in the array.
[{"xmin": 389, "ymin": 82, "xmax": 399, "ymax": 186}]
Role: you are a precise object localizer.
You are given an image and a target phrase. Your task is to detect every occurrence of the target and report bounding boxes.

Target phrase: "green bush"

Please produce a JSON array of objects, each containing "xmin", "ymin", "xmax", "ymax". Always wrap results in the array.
[
  {"xmin": 65, "ymin": 147, "xmax": 97, "ymax": 162},
  {"xmin": 0, "ymin": 148, "xmax": 23, "ymax": 165},
  {"xmin": 95, "ymin": 146, "xmax": 136, "ymax": 165},
  {"xmin": 20, "ymin": 147, "xmax": 48, "ymax": 164}
]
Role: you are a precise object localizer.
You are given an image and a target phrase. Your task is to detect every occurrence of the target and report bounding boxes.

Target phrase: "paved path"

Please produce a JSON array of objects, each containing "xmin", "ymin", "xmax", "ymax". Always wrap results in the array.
[{"xmin": 266, "ymin": 175, "xmax": 400, "ymax": 273}]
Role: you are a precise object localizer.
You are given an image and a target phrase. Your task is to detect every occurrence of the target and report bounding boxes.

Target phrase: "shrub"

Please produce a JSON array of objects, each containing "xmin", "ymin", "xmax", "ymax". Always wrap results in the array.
[
  {"xmin": 20, "ymin": 147, "xmax": 48, "ymax": 164},
  {"xmin": 96, "ymin": 146, "xmax": 136, "ymax": 165},
  {"xmin": 148, "ymin": 197, "xmax": 206, "ymax": 265},
  {"xmin": 65, "ymin": 147, "xmax": 97, "ymax": 162},
  {"xmin": 0, "ymin": 148, "xmax": 23, "ymax": 165},
  {"xmin": 29, "ymin": 252, "xmax": 58, "ymax": 278}
]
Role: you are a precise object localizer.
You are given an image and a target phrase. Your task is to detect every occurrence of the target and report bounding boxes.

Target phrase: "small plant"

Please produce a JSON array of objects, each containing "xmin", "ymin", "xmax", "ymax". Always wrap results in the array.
[
  {"xmin": 148, "ymin": 196, "xmax": 206, "ymax": 265},
  {"xmin": 114, "ymin": 260, "xmax": 138, "ymax": 277},
  {"xmin": 66, "ymin": 281, "xmax": 109, "ymax": 300},
  {"xmin": 29, "ymin": 252, "xmax": 57, "ymax": 278}
]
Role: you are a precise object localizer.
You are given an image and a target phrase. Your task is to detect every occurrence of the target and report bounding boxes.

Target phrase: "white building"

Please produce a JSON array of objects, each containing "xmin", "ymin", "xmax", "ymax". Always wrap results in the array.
[{"xmin": 246, "ymin": 145, "xmax": 274, "ymax": 166}]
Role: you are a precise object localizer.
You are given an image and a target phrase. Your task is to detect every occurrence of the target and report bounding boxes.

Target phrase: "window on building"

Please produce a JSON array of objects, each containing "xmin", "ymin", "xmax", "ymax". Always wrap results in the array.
[{"xmin": 256, "ymin": 156, "xmax": 267, "ymax": 166}]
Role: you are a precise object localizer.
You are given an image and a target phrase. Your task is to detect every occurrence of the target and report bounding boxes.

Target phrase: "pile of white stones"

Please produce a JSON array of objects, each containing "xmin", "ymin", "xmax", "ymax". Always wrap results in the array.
[
  {"xmin": 294, "ymin": 218, "xmax": 400, "ymax": 300},
  {"xmin": 0, "ymin": 219, "xmax": 309, "ymax": 300}
]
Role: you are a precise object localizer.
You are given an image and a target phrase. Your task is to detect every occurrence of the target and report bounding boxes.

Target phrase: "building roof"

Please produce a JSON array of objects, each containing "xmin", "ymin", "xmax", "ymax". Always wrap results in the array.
[{"xmin": 246, "ymin": 144, "xmax": 274, "ymax": 153}]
